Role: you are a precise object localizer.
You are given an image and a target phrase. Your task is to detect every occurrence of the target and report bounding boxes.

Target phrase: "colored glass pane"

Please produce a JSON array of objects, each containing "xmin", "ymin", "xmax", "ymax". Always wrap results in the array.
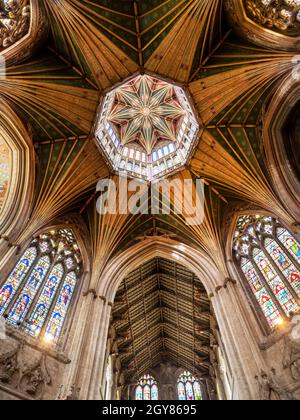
[
  {"xmin": 194, "ymin": 381, "xmax": 202, "ymax": 400},
  {"xmin": 8, "ymin": 256, "xmax": 50, "ymax": 325},
  {"xmin": 265, "ymin": 239, "xmax": 300, "ymax": 296},
  {"xmin": 0, "ymin": 247, "xmax": 37, "ymax": 315},
  {"xmin": 45, "ymin": 271, "xmax": 77, "ymax": 342},
  {"xmin": 177, "ymin": 382, "xmax": 186, "ymax": 400},
  {"xmin": 177, "ymin": 371, "xmax": 202, "ymax": 401},
  {"xmin": 135, "ymin": 375, "xmax": 158, "ymax": 400},
  {"xmin": 135, "ymin": 386, "xmax": 143, "ymax": 400},
  {"xmin": 0, "ymin": 138, "xmax": 10, "ymax": 212},
  {"xmin": 144, "ymin": 385, "xmax": 151, "ymax": 400},
  {"xmin": 277, "ymin": 228, "xmax": 300, "ymax": 264},
  {"xmin": 0, "ymin": 229, "xmax": 81, "ymax": 344},
  {"xmin": 234, "ymin": 216, "xmax": 300, "ymax": 329},
  {"xmin": 253, "ymin": 250, "xmax": 298, "ymax": 315},
  {"xmin": 241, "ymin": 259, "xmax": 281, "ymax": 328},
  {"xmin": 27, "ymin": 264, "xmax": 64, "ymax": 337}
]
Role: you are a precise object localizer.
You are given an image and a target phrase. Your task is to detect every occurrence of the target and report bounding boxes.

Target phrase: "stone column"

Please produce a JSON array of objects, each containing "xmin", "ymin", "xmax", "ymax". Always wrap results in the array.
[
  {"xmin": 75, "ymin": 296, "xmax": 112, "ymax": 400},
  {"xmin": 211, "ymin": 281, "xmax": 266, "ymax": 400}
]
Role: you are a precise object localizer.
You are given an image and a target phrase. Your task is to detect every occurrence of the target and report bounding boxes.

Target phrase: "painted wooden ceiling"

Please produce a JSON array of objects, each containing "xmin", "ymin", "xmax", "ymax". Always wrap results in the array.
[{"xmin": 1, "ymin": 1, "xmax": 297, "ymax": 304}]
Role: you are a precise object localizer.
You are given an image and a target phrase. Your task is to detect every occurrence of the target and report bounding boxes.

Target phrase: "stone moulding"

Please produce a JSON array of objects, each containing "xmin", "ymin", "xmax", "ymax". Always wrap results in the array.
[
  {"xmin": 224, "ymin": 0, "xmax": 300, "ymax": 51},
  {"xmin": 262, "ymin": 76, "xmax": 300, "ymax": 221}
]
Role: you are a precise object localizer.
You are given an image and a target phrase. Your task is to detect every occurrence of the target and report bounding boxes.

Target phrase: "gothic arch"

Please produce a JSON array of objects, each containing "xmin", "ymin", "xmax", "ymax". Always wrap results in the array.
[
  {"xmin": 263, "ymin": 76, "xmax": 300, "ymax": 221},
  {"xmin": 0, "ymin": 100, "xmax": 35, "ymax": 250},
  {"xmin": 225, "ymin": 0, "xmax": 300, "ymax": 51}
]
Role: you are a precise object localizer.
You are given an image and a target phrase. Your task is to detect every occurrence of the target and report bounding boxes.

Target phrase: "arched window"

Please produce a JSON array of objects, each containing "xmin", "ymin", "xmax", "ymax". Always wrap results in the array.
[
  {"xmin": 177, "ymin": 371, "xmax": 202, "ymax": 400},
  {"xmin": 0, "ymin": 229, "xmax": 82, "ymax": 344},
  {"xmin": 135, "ymin": 375, "xmax": 158, "ymax": 400},
  {"xmin": 233, "ymin": 215, "xmax": 300, "ymax": 329},
  {"xmin": 0, "ymin": 138, "xmax": 10, "ymax": 212}
]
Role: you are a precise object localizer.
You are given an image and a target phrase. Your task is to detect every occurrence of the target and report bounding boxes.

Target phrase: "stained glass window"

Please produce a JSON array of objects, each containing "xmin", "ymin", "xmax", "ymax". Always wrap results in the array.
[
  {"xmin": 177, "ymin": 371, "xmax": 202, "ymax": 400},
  {"xmin": 135, "ymin": 375, "xmax": 159, "ymax": 400},
  {"xmin": 0, "ymin": 229, "xmax": 82, "ymax": 344},
  {"xmin": 233, "ymin": 215, "xmax": 300, "ymax": 329},
  {"xmin": 0, "ymin": 247, "xmax": 37, "ymax": 316}
]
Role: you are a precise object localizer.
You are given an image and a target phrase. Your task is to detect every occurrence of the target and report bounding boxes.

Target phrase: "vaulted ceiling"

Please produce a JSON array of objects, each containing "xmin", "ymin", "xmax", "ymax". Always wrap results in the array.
[
  {"xmin": 111, "ymin": 258, "xmax": 212, "ymax": 382},
  {"xmin": 1, "ymin": 1, "xmax": 298, "ymax": 288}
]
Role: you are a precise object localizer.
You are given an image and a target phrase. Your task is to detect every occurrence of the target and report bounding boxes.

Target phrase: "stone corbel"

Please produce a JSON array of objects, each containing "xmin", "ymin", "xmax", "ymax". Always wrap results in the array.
[
  {"xmin": 213, "ymin": 278, "xmax": 237, "ymax": 296},
  {"xmin": 83, "ymin": 289, "xmax": 97, "ymax": 299}
]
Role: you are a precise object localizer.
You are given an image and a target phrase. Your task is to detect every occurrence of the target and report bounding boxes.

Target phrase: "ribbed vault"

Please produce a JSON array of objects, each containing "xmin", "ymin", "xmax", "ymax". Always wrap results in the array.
[{"xmin": 111, "ymin": 257, "xmax": 212, "ymax": 383}]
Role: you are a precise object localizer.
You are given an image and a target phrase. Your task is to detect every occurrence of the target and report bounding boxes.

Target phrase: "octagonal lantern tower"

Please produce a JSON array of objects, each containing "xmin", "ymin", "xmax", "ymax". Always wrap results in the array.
[{"xmin": 95, "ymin": 73, "xmax": 200, "ymax": 182}]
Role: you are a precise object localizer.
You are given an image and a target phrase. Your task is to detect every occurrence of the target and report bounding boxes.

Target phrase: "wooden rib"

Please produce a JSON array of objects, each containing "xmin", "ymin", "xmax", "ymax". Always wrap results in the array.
[
  {"xmin": 145, "ymin": 0, "xmax": 222, "ymax": 82},
  {"xmin": 190, "ymin": 50, "xmax": 298, "ymax": 124},
  {"xmin": 44, "ymin": 0, "xmax": 138, "ymax": 90}
]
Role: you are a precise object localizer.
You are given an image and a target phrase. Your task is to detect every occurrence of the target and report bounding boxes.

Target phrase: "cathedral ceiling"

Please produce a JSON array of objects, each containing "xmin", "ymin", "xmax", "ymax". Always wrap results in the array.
[{"xmin": 0, "ymin": 1, "xmax": 298, "ymax": 274}]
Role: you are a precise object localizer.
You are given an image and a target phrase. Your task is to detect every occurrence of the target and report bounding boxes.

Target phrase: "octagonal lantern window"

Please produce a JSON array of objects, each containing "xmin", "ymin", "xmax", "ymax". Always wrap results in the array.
[{"xmin": 95, "ymin": 73, "xmax": 200, "ymax": 182}]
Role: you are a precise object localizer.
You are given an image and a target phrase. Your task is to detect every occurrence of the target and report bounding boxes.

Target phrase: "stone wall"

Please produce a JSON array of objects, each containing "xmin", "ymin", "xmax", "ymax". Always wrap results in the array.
[{"xmin": 0, "ymin": 331, "xmax": 69, "ymax": 400}]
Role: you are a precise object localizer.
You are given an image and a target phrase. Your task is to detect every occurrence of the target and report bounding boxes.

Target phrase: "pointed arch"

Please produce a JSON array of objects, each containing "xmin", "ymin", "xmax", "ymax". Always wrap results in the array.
[{"xmin": 232, "ymin": 213, "xmax": 300, "ymax": 331}]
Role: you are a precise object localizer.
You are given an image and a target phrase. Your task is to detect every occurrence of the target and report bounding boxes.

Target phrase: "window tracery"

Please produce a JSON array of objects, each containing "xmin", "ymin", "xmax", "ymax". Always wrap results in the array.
[
  {"xmin": 0, "ymin": 0, "xmax": 31, "ymax": 51},
  {"xmin": 243, "ymin": 0, "xmax": 300, "ymax": 33}
]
